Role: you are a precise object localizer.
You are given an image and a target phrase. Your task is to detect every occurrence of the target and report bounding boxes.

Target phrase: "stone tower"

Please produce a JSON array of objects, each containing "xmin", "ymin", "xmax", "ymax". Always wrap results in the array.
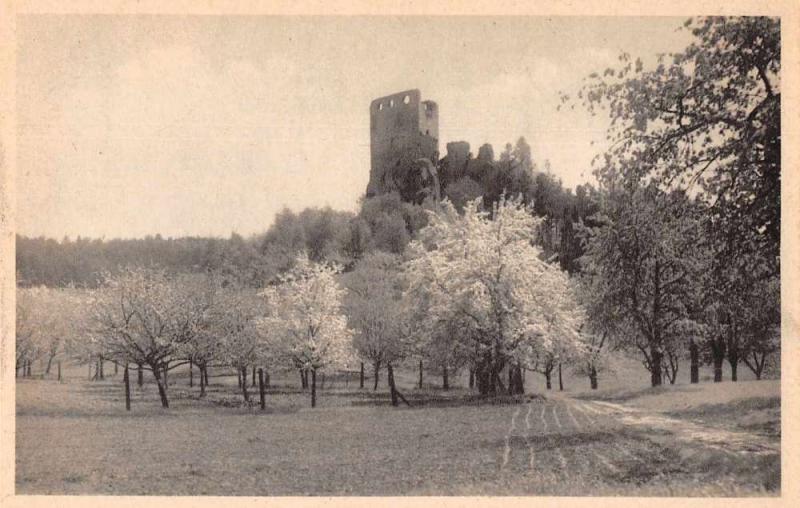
[{"xmin": 367, "ymin": 89, "xmax": 439, "ymax": 197}]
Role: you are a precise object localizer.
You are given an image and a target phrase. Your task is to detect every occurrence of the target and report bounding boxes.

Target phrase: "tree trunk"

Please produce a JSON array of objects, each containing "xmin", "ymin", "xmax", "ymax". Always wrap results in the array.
[
  {"xmin": 488, "ymin": 348, "xmax": 498, "ymax": 396},
  {"xmin": 728, "ymin": 347, "xmax": 739, "ymax": 382},
  {"xmin": 163, "ymin": 362, "xmax": 168, "ymax": 386},
  {"xmin": 388, "ymin": 362, "xmax": 399, "ymax": 407},
  {"xmin": 189, "ymin": 359, "xmax": 193, "ymax": 387},
  {"xmin": 545, "ymin": 370, "xmax": 552, "ymax": 390},
  {"xmin": 311, "ymin": 368, "xmax": 317, "ymax": 408},
  {"xmin": 373, "ymin": 361, "xmax": 381, "ymax": 391},
  {"xmin": 137, "ymin": 363, "xmax": 143, "ymax": 387},
  {"xmin": 419, "ymin": 360, "xmax": 423, "ymax": 389},
  {"xmin": 359, "ymin": 362, "xmax": 364, "ymax": 389},
  {"xmin": 204, "ymin": 365, "xmax": 209, "ymax": 386},
  {"xmin": 494, "ymin": 369, "xmax": 506, "ymax": 394},
  {"xmin": 241, "ymin": 366, "xmax": 250, "ymax": 402},
  {"xmin": 469, "ymin": 368, "xmax": 475, "ymax": 389},
  {"xmin": 589, "ymin": 365, "xmax": 598, "ymax": 390},
  {"xmin": 238, "ymin": 368, "xmax": 242, "ymax": 388},
  {"xmin": 45, "ymin": 353, "xmax": 55, "ymax": 374},
  {"xmin": 57, "ymin": 361, "xmax": 62, "ymax": 382},
  {"xmin": 690, "ymin": 341, "xmax": 699, "ymax": 384},
  {"xmin": 199, "ymin": 363, "xmax": 206, "ymax": 397},
  {"xmin": 711, "ymin": 336, "xmax": 725, "ymax": 382},
  {"xmin": 124, "ymin": 363, "xmax": 131, "ymax": 411},
  {"xmin": 558, "ymin": 363, "xmax": 564, "ymax": 391},
  {"xmin": 442, "ymin": 365, "xmax": 449, "ymax": 390},
  {"xmin": 650, "ymin": 349, "xmax": 663, "ymax": 387},
  {"xmin": 114, "ymin": 362, "xmax": 119, "ymax": 376},
  {"xmin": 258, "ymin": 368, "xmax": 265, "ymax": 410},
  {"xmin": 151, "ymin": 364, "xmax": 169, "ymax": 408},
  {"xmin": 252, "ymin": 366, "xmax": 257, "ymax": 388},
  {"xmin": 509, "ymin": 365, "xmax": 524, "ymax": 395},
  {"xmin": 264, "ymin": 370, "xmax": 270, "ymax": 388},
  {"xmin": 97, "ymin": 360, "xmax": 103, "ymax": 380}
]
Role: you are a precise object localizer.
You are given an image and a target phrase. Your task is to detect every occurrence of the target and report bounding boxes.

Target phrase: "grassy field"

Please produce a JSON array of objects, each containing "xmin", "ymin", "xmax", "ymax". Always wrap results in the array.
[{"xmin": 15, "ymin": 362, "xmax": 780, "ymax": 496}]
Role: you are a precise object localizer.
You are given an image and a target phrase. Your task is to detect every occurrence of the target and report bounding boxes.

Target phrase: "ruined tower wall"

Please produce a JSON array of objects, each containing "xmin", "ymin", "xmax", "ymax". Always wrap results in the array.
[{"xmin": 368, "ymin": 89, "xmax": 439, "ymax": 197}]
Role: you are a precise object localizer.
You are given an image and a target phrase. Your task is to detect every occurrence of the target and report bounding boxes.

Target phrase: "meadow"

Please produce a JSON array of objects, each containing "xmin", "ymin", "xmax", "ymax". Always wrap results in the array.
[{"xmin": 15, "ymin": 360, "xmax": 780, "ymax": 496}]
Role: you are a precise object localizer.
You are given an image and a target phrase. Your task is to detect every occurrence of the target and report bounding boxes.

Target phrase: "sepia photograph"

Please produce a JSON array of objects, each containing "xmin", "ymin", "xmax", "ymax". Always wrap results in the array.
[{"xmin": 1, "ymin": 2, "xmax": 795, "ymax": 503}]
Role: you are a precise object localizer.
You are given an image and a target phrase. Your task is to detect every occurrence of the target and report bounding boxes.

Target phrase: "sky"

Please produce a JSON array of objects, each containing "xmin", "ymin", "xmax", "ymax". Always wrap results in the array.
[{"xmin": 16, "ymin": 15, "xmax": 694, "ymax": 240}]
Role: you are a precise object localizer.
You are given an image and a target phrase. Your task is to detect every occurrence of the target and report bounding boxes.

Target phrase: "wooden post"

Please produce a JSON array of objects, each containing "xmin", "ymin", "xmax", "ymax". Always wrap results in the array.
[
  {"xmin": 57, "ymin": 361, "xmax": 62, "ymax": 382},
  {"xmin": 124, "ymin": 363, "xmax": 131, "ymax": 411},
  {"xmin": 359, "ymin": 362, "xmax": 365, "ymax": 389},
  {"xmin": 137, "ymin": 363, "xmax": 144, "ymax": 387},
  {"xmin": 252, "ymin": 366, "xmax": 256, "ymax": 387},
  {"xmin": 419, "ymin": 360, "xmax": 423, "ymax": 389},
  {"xmin": 258, "ymin": 368, "xmax": 265, "ymax": 410},
  {"xmin": 189, "ymin": 359, "xmax": 193, "ymax": 387},
  {"xmin": 558, "ymin": 363, "xmax": 564, "ymax": 391}
]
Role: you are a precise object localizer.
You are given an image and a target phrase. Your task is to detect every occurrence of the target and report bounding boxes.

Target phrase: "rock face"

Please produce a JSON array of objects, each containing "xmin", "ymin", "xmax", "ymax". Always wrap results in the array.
[{"xmin": 368, "ymin": 90, "xmax": 439, "ymax": 199}]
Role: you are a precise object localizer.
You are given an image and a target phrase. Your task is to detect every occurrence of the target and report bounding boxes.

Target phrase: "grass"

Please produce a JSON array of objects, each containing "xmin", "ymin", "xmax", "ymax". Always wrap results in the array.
[{"xmin": 15, "ymin": 363, "xmax": 781, "ymax": 496}]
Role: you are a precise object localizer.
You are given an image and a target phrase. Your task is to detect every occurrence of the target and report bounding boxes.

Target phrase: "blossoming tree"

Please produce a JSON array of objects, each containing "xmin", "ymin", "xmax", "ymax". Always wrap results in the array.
[
  {"xmin": 259, "ymin": 254, "xmax": 354, "ymax": 407},
  {"xmin": 405, "ymin": 196, "xmax": 584, "ymax": 396}
]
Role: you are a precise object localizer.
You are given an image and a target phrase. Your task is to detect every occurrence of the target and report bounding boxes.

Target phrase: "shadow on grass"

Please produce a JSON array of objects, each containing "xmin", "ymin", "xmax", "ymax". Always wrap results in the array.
[{"xmin": 351, "ymin": 392, "xmax": 545, "ymax": 409}]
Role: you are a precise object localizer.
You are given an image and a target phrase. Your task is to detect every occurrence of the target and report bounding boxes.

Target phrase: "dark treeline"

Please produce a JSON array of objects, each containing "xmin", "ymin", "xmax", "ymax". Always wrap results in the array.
[{"xmin": 19, "ymin": 141, "xmax": 594, "ymax": 288}]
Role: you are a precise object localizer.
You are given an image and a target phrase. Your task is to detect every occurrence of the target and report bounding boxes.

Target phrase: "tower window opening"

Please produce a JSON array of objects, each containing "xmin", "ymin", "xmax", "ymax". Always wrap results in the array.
[
  {"xmin": 403, "ymin": 95, "xmax": 410, "ymax": 104},
  {"xmin": 390, "ymin": 99, "xmax": 395, "ymax": 108}
]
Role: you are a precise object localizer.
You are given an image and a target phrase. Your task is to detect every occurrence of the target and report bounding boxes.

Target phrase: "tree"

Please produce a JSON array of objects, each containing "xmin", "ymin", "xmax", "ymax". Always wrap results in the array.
[
  {"xmin": 405, "ymin": 196, "xmax": 584, "ymax": 396},
  {"xmin": 16, "ymin": 287, "xmax": 88, "ymax": 378},
  {"xmin": 88, "ymin": 268, "xmax": 214, "ymax": 408},
  {"xmin": 259, "ymin": 254, "xmax": 354, "ymax": 408},
  {"xmin": 572, "ymin": 275, "xmax": 619, "ymax": 389},
  {"xmin": 573, "ymin": 16, "xmax": 780, "ymax": 276},
  {"xmin": 342, "ymin": 253, "xmax": 406, "ymax": 392},
  {"xmin": 443, "ymin": 177, "xmax": 484, "ymax": 213},
  {"xmin": 580, "ymin": 184, "xmax": 710, "ymax": 386},
  {"xmin": 740, "ymin": 276, "xmax": 780, "ymax": 380},
  {"xmin": 15, "ymin": 287, "xmax": 42, "ymax": 377},
  {"xmin": 211, "ymin": 285, "xmax": 265, "ymax": 403}
]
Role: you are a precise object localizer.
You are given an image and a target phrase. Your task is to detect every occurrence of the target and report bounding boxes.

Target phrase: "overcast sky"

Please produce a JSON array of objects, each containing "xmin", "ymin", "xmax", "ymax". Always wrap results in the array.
[{"xmin": 17, "ymin": 15, "xmax": 693, "ymax": 239}]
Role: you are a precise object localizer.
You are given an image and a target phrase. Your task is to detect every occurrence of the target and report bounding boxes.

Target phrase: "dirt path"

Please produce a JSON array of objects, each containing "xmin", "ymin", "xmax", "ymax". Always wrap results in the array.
[
  {"xmin": 497, "ymin": 393, "xmax": 778, "ymax": 475},
  {"xmin": 572, "ymin": 398, "xmax": 779, "ymax": 456}
]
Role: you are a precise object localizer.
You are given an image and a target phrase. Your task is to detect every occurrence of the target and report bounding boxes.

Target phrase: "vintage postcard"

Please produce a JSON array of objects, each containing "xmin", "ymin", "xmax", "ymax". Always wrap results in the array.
[{"xmin": 0, "ymin": 1, "xmax": 797, "ymax": 507}]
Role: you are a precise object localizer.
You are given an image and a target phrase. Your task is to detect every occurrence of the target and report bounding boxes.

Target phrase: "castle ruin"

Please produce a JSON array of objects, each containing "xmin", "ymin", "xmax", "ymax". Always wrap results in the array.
[
  {"xmin": 367, "ymin": 90, "xmax": 439, "ymax": 200},
  {"xmin": 368, "ymin": 89, "xmax": 522, "ymax": 206}
]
